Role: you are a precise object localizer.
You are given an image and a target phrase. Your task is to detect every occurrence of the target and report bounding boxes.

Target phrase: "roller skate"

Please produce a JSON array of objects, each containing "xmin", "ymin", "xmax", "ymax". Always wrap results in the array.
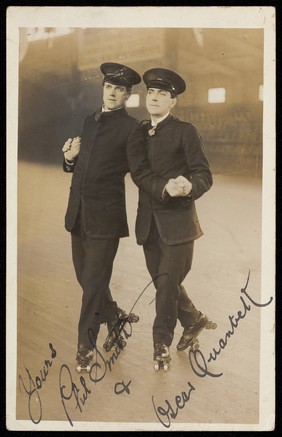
[
  {"xmin": 103, "ymin": 319, "xmax": 127, "ymax": 352},
  {"xmin": 76, "ymin": 344, "xmax": 94, "ymax": 373},
  {"xmin": 176, "ymin": 312, "xmax": 217, "ymax": 352},
  {"xmin": 116, "ymin": 307, "xmax": 140, "ymax": 324},
  {"xmin": 153, "ymin": 342, "xmax": 171, "ymax": 372},
  {"xmin": 103, "ymin": 307, "xmax": 139, "ymax": 352}
]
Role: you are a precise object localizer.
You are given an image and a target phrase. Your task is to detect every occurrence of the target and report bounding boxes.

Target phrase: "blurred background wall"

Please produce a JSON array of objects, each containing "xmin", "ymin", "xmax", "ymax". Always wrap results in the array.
[{"xmin": 18, "ymin": 27, "xmax": 263, "ymax": 176}]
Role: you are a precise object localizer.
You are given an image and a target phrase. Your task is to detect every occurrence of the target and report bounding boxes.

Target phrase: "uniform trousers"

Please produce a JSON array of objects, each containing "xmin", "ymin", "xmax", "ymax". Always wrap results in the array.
[
  {"xmin": 71, "ymin": 213, "xmax": 120, "ymax": 349},
  {"xmin": 143, "ymin": 217, "xmax": 200, "ymax": 347}
]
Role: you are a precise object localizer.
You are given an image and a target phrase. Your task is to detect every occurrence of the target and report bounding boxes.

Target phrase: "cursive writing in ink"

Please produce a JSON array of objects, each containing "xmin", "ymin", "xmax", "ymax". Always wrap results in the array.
[
  {"xmin": 18, "ymin": 343, "xmax": 57, "ymax": 424},
  {"xmin": 129, "ymin": 272, "xmax": 169, "ymax": 310},
  {"xmin": 241, "ymin": 270, "xmax": 273, "ymax": 308},
  {"xmin": 114, "ymin": 380, "xmax": 132, "ymax": 395},
  {"xmin": 88, "ymin": 326, "xmax": 132, "ymax": 382},
  {"xmin": 186, "ymin": 349, "xmax": 222, "ymax": 422},
  {"xmin": 59, "ymin": 364, "xmax": 91, "ymax": 427},
  {"xmin": 207, "ymin": 271, "xmax": 273, "ymax": 364},
  {"xmin": 58, "ymin": 274, "xmax": 168, "ymax": 426},
  {"xmin": 152, "ymin": 382, "xmax": 195, "ymax": 428},
  {"xmin": 59, "ymin": 340, "xmax": 130, "ymax": 426},
  {"xmin": 189, "ymin": 348, "xmax": 223, "ymax": 378}
]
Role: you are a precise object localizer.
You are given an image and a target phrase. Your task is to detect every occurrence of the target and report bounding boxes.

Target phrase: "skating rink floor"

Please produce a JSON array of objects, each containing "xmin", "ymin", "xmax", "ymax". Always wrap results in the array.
[{"xmin": 9, "ymin": 161, "xmax": 274, "ymax": 431}]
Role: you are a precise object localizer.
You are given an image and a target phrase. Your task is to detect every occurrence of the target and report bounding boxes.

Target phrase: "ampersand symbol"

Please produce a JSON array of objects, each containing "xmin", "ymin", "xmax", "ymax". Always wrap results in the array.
[{"xmin": 114, "ymin": 380, "xmax": 132, "ymax": 395}]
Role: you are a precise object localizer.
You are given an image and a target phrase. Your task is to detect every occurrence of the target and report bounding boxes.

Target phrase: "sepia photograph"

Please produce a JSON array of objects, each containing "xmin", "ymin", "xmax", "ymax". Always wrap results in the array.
[{"xmin": 6, "ymin": 6, "xmax": 275, "ymax": 431}]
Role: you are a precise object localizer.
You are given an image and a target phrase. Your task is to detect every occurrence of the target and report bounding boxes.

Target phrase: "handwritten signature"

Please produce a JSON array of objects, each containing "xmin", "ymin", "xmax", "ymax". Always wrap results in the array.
[
  {"xmin": 152, "ymin": 382, "xmax": 196, "ymax": 428},
  {"xmin": 59, "ymin": 325, "xmax": 133, "ymax": 427},
  {"xmin": 58, "ymin": 275, "xmax": 169, "ymax": 426},
  {"xmin": 152, "ymin": 271, "xmax": 273, "ymax": 428},
  {"xmin": 18, "ymin": 274, "xmax": 162, "ymax": 426},
  {"xmin": 18, "ymin": 343, "xmax": 57, "ymax": 424},
  {"xmin": 205, "ymin": 270, "xmax": 273, "ymax": 364},
  {"xmin": 18, "ymin": 271, "xmax": 273, "ymax": 428}
]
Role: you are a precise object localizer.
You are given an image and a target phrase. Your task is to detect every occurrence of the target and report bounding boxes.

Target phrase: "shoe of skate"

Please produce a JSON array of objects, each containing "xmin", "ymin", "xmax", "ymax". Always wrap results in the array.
[
  {"xmin": 103, "ymin": 319, "xmax": 127, "ymax": 352},
  {"xmin": 76, "ymin": 344, "xmax": 94, "ymax": 373},
  {"xmin": 153, "ymin": 342, "xmax": 171, "ymax": 371},
  {"xmin": 177, "ymin": 312, "xmax": 217, "ymax": 352},
  {"xmin": 117, "ymin": 307, "xmax": 139, "ymax": 323}
]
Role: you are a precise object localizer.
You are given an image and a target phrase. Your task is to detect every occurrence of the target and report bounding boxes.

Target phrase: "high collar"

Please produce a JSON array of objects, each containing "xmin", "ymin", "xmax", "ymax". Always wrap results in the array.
[
  {"xmin": 95, "ymin": 106, "xmax": 127, "ymax": 121},
  {"xmin": 151, "ymin": 112, "xmax": 170, "ymax": 126},
  {"xmin": 102, "ymin": 105, "xmax": 125, "ymax": 113},
  {"xmin": 149, "ymin": 113, "xmax": 173, "ymax": 130}
]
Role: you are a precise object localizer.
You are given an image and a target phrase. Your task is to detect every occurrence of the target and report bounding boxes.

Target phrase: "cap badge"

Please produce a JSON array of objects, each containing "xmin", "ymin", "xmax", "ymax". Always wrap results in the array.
[{"xmin": 106, "ymin": 66, "xmax": 127, "ymax": 78}]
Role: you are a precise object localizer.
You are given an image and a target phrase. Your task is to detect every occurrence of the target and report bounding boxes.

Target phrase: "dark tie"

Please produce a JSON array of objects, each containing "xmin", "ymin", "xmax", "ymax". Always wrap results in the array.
[{"xmin": 148, "ymin": 125, "xmax": 157, "ymax": 137}]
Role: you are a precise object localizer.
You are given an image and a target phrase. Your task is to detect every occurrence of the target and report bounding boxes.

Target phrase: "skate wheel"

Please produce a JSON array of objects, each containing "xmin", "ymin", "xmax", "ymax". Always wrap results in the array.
[
  {"xmin": 76, "ymin": 366, "xmax": 82, "ymax": 373},
  {"xmin": 191, "ymin": 340, "xmax": 200, "ymax": 350},
  {"xmin": 163, "ymin": 363, "xmax": 169, "ymax": 372},
  {"xmin": 117, "ymin": 339, "xmax": 126, "ymax": 349},
  {"xmin": 206, "ymin": 320, "xmax": 217, "ymax": 330},
  {"xmin": 86, "ymin": 365, "xmax": 91, "ymax": 372},
  {"xmin": 127, "ymin": 313, "xmax": 139, "ymax": 323},
  {"xmin": 154, "ymin": 363, "xmax": 159, "ymax": 371}
]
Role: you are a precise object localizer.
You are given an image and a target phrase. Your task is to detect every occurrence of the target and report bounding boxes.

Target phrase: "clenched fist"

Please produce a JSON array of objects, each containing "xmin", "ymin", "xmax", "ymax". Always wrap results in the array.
[
  {"xmin": 165, "ymin": 175, "xmax": 192, "ymax": 197},
  {"xmin": 174, "ymin": 175, "xmax": 192, "ymax": 196},
  {"xmin": 62, "ymin": 136, "xmax": 81, "ymax": 162}
]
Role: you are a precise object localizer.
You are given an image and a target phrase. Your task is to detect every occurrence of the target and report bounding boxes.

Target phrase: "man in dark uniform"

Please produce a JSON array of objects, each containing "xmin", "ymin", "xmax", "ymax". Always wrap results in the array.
[
  {"xmin": 130, "ymin": 68, "xmax": 214, "ymax": 367},
  {"xmin": 62, "ymin": 62, "xmax": 145, "ymax": 370}
]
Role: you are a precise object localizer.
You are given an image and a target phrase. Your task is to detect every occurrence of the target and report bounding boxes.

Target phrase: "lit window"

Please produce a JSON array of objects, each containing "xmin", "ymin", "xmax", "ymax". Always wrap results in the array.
[
  {"xmin": 126, "ymin": 94, "xmax": 140, "ymax": 108},
  {"xmin": 259, "ymin": 84, "xmax": 263, "ymax": 101},
  {"xmin": 208, "ymin": 88, "xmax": 226, "ymax": 104}
]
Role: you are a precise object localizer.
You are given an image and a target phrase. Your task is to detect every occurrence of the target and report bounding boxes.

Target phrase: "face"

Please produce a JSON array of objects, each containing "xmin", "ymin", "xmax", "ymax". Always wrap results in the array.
[
  {"xmin": 146, "ymin": 88, "xmax": 176, "ymax": 118},
  {"xmin": 103, "ymin": 82, "xmax": 131, "ymax": 110}
]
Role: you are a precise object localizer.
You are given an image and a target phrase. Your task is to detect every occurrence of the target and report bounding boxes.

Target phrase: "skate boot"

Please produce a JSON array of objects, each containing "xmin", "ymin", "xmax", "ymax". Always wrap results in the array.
[
  {"xmin": 103, "ymin": 307, "xmax": 139, "ymax": 352},
  {"xmin": 103, "ymin": 319, "xmax": 127, "ymax": 352},
  {"xmin": 76, "ymin": 344, "xmax": 94, "ymax": 373},
  {"xmin": 177, "ymin": 312, "xmax": 217, "ymax": 352},
  {"xmin": 153, "ymin": 342, "xmax": 171, "ymax": 372},
  {"xmin": 117, "ymin": 307, "xmax": 140, "ymax": 324}
]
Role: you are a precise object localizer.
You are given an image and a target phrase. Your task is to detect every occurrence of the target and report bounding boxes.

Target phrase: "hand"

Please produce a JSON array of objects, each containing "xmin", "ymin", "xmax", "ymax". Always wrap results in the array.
[
  {"xmin": 63, "ymin": 136, "xmax": 81, "ymax": 161},
  {"xmin": 62, "ymin": 138, "xmax": 73, "ymax": 152},
  {"xmin": 174, "ymin": 175, "xmax": 192, "ymax": 196},
  {"xmin": 165, "ymin": 179, "xmax": 183, "ymax": 197},
  {"xmin": 165, "ymin": 176, "xmax": 192, "ymax": 197}
]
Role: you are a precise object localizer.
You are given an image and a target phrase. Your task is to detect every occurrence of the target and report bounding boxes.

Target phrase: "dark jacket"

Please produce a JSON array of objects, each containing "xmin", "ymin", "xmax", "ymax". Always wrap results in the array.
[
  {"xmin": 64, "ymin": 107, "xmax": 148, "ymax": 239},
  {"xmin": 130, "ymin": 114, "xmax": 213, "ymax": 246}
]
